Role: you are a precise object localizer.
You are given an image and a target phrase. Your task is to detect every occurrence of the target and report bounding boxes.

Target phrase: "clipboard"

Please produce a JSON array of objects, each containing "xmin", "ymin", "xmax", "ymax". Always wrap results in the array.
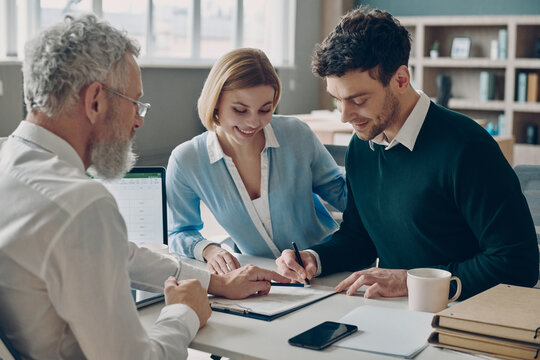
[
  {"xmin": 132, "ymin": 289, "xmax": 164, "ymax": 309},
  {"xmin": 209, "ymin": 286, "xmax": 337, "ymax": 321}
]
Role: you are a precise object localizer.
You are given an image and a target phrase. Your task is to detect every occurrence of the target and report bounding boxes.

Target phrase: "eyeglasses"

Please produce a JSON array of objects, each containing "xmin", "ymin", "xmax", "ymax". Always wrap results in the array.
[{"xmin": 102, "ymin": 85, "xmax": 151, "ymax": 117}]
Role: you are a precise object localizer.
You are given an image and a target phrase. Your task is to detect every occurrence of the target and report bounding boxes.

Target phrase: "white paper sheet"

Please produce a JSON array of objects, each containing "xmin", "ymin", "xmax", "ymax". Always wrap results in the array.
[
  {"xmin": 209, "ymin": 286, "xmax": 335, "ymax": 316},
  {"xmin": 336, "ymin": 305, "xmax": 434, "ymax": 358}
]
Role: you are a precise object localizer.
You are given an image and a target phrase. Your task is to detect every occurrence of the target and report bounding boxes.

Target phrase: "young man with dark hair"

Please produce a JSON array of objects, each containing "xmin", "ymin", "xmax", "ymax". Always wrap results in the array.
[{"xmin": 277, "ymin": 6, "xmax": 538, "ymax": 300}]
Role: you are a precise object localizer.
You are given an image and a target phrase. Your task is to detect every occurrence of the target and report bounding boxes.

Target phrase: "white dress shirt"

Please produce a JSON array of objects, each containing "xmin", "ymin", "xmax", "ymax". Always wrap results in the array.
[{"xmin": 0, "ymin": 121, "xmax": 210, "ymax": 359}]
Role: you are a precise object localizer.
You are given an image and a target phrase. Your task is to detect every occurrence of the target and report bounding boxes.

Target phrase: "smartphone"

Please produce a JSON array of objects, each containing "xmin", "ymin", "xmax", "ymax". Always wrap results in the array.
[{"xmin": 288, "ymin": 321, "xmax": 358, "ymax": 350}]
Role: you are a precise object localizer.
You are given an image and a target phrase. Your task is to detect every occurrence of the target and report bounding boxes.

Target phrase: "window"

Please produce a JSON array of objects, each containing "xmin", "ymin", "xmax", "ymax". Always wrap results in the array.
[
  {"xmin": 41, "ymin": 0, "xmax": 93, "ymax": 29},
  {"xmin": 152, "ymin": 0, "xmax": 190, "ymax": 58},
  {"xmin": 103, "ymin": 0, "xmax": 148, "ymax": 53},
  {"xmin": 200, "ymin": 0, "xmax": 234, "ymax": 59},
  {"xmin": 0, "ymin": 0, "xmax": 10, "ymax": 57},
  {"xmin": 0, "ymin": 0, "xmax": 296, "ymax": 66},
  {"xmin": 243, "ymin": 0, "xmax": 294, "ymax": 65}
]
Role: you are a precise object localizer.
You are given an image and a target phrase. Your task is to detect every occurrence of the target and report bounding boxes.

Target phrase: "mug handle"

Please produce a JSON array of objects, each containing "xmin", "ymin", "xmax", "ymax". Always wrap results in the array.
[{"xmin": 448, "ymin": 276, "xmax": 462, "ymax": 303}]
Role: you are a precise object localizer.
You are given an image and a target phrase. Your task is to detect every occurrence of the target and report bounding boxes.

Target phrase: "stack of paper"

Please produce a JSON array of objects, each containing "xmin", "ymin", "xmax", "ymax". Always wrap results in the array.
[{"xmin": 429, "ymin": 284, "xmax": 540, "ymax": 359}]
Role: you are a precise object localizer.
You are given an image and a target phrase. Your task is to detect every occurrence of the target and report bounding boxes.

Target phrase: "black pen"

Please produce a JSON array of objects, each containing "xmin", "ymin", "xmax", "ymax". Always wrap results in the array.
[
  {"xmin": 292, "ymin": 242, "xmax": 311, "ymax": 286},
  {"xmin": 270, "ymin": 282, "xmax": 305, "ymax": 287}
]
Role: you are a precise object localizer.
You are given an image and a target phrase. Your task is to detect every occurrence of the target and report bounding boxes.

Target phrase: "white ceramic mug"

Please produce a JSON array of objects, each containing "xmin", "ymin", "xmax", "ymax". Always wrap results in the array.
[{"xmin": 407, "ymin": 268, "xmax": 462, "ymax": 313}]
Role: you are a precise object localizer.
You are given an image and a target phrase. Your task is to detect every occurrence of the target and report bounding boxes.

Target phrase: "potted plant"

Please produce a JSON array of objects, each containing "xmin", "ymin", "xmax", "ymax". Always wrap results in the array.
[{"xmin": 430, "ymin": 40, "xmax": 439, "ymax": 59}]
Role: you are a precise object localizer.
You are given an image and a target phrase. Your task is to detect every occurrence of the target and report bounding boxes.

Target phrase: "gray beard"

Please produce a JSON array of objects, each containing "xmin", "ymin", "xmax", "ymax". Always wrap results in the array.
[{"xmin": 87, "ymin": 136, "xmax": 137, "ymax": 180}]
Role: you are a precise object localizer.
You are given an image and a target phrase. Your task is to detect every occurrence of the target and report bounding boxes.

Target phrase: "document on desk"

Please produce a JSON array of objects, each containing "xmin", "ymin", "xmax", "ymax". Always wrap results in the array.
[
  {"xmin": 336, "ymin": 305, "xmax": 434, "ymax": 358},
  {"xmin": 209, "ymin": 286, "xmax": 337, "ymax": 321}
]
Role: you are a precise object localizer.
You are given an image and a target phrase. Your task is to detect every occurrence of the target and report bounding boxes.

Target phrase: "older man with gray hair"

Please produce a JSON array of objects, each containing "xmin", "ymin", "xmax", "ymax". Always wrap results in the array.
[{"xmin": 0, "ymin": 13, "xmax": 288, "ymax": 360}]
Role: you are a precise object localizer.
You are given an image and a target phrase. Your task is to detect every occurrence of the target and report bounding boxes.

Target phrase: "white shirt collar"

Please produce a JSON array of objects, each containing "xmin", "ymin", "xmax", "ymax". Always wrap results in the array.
[
  {"xmin": 12, "ymin": 121, "xmax": 85, "ymax": 172},
  {"xmin": 206, "ymin": 122, "xmax": 280, "ymax": 164},
  {"xmin": 369, "ymin": 90, "xmax": 431, "ymax": 151}
]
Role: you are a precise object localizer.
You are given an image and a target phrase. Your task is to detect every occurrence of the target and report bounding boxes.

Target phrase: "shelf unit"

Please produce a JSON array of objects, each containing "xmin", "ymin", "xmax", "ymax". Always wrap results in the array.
[{"xmin": 399, "ymin": 15, "xmax": 540, "ymax": 165}]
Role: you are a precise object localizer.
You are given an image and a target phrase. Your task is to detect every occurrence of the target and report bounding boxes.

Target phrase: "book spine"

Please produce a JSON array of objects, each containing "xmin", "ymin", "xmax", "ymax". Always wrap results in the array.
[
  {"xmin": 517, "ymin": 72, "xmax": 528, "ymax": 102},
  {"xmin": 480, "ymin": 72, "xmax": 489, "ymax": 101},
  {"xmin": 437, "ymin": 332, "xmax": 539, "ymax": 359},
  {"xmin": 498, "ymin": 113, "xmax": 506, "ymax": 136},
  {"xmin": 527, "ymin": 72, "xmax": 539, "ymax": 103},
  {"xmin": 498, "ymin": 29, "xmax": 507, "ymax": 60},
  {"xmin": 490, "ymin": 40, "xmax": 498, "ymax": 60},
  {"xmin": 480, "ymin": 72, "xmax": 496, "ymax": 101}
]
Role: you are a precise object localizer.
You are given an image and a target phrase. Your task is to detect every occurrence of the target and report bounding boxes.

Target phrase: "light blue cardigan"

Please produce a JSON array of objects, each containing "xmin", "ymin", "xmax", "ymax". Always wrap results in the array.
[{"xmin": 166, "ymin": 115, "xmax": 347, "ymax": 259}]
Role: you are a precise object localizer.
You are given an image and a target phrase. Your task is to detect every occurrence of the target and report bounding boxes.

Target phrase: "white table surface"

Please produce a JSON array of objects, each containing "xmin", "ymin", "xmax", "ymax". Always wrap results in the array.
[{"xmin": 138, "ymin": 255, "xmax": 482, "ymax": 360}]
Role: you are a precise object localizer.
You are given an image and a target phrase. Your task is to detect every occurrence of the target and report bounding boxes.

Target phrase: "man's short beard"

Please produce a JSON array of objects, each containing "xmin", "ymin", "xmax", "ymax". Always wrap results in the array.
[
  {"xmin": 87, "ymin": 105, "xmax": 138, "ymax": 180},
  {"xmin": 87, "ymin": 137, "xmax": 137, "ymax": 180},
  {"xmin": 368, "ymin": 87, "xmax": 400, "ymax": 141}
]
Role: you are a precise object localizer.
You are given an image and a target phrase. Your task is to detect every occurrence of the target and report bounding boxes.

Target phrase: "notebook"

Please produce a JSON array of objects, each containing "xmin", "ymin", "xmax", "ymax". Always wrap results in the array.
[
  {"xmin": 431, "ymin": 284, "xmax": 540, "ymax": 346},
  {"xmin": 94, "ymin": 167, "xmax": 167, "ymax": 308}
]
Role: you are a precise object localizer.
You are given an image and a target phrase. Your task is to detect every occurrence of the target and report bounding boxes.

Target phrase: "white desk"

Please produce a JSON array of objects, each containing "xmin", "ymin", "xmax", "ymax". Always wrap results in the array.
[{"xmin": 139, "ymin": 256, "xmax": 479, "ymax": 360}]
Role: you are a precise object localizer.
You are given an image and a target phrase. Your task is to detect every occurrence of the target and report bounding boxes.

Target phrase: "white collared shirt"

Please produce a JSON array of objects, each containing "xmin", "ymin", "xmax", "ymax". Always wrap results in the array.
[
  {"xmin": 200, "ymin": 124, "xmax": 282, "ymax": 258},
  {"xmin": 369, "ymin": 90, "xmax": 431, "ymax": 151},
  {"xmin": 0, "ymin": 121, "xmax": 210, "ymax": 359}
]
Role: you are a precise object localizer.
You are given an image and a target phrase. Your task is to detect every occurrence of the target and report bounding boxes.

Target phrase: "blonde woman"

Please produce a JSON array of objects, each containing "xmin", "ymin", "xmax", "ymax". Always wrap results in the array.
[{"xmin": 167, "ymin": 48, "xmax": 346, "ymax": 274}]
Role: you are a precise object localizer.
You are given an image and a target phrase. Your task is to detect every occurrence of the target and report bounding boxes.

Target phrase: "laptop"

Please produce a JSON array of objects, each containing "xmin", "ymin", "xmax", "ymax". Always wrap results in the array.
[{"xmin": 93, "ymin": 166, "xmax": 167, "ymax": 308}]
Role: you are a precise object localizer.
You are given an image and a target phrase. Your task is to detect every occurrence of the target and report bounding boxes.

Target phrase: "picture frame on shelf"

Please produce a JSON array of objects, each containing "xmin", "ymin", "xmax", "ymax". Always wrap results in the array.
[{"xmin": 450, "ymin": 37, "xmax": 471, "ymax": 59}]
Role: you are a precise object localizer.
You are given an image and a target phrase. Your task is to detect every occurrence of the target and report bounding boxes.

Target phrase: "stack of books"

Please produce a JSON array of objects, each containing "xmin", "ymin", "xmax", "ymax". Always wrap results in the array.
[
  {"xmin": 428, "ymin": 284, "xmax": 540, "ymax": 360},
  {"xmin": 517, "ymin": 71, "xmax": 540, "ymax": 103}
]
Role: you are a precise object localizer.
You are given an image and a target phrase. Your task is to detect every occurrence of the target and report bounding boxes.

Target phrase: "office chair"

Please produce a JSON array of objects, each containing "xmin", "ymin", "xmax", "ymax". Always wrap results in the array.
[
  {"xmin": 0, "ymin": 328, "xmax": 21, "ymax": 360},
  {"xmin": 324, "ymin": 144, "xmax": 347, "ymax": 167},
  {"xmin": 513, "ymin": 165, "xmax": 540, "ymax": 287},
  {"xmin": 514, "ymin": 165, "xmax": 540, "ymax": 224}
]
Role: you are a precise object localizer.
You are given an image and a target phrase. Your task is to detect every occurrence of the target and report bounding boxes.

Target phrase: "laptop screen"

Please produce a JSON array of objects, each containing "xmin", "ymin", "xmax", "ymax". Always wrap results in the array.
[
  {"xmin": 94, "ymin": 167, "xmax": 167, "ymax": 245},
  {"xmin": 92, "ymin": 167, "xmax": 168, "ymax": 309}
]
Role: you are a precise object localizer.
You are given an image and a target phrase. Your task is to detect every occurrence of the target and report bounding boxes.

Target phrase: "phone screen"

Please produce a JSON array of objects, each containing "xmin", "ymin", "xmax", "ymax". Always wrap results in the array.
[{"xmin": 288, "ymin": 321, "xmax": 358, "ymax": 350}]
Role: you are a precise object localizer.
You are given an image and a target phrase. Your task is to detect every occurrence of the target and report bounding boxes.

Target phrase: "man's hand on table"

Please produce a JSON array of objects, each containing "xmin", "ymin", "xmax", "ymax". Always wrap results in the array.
[
  {"xmin": 334, "ymin": 267, "xmax": 408, "ymax": 298},
  {"xmin": 208, "ymin": 264, "xmax": 291, "ymax": 299}
]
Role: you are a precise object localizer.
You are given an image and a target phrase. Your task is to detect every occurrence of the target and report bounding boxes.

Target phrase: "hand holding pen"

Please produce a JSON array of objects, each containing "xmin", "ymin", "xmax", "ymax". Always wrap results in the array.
[
  {"xmin": 275, "ymin": 242, "xmax": 317, "ymax": 285},
  {"xmin": 292, "ymin": 242, "xmax": 311, "ymax": 286}
]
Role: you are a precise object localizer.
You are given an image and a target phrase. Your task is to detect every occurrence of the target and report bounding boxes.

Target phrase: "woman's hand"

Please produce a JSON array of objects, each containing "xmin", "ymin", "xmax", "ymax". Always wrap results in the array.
[
  {"xmin": 275, "ymin": 249, "xmax": 317, "ymax": 283},
  {"xmin": 203, "ymin": 244, "xmax": 241, "ymax": 274}
]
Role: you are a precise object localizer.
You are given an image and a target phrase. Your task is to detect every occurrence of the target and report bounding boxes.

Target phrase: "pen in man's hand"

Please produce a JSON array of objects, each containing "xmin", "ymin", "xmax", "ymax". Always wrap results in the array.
[{"xmin": 292, "ymin": 242, "xmax": 311, "ymax": 285}]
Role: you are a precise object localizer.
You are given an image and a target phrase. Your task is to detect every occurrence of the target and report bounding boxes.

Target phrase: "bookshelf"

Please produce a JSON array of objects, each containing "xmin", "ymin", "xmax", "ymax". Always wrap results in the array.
[{"xmin": 399, "ymin": 15, "xmax": 540, "ymax": 165}]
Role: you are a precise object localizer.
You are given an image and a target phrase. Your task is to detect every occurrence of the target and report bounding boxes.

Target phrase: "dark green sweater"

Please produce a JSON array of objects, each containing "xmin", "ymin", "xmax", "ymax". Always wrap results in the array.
[{"xmin": 311, "ymin": 102, "xmax": 539, "ymax": 299}]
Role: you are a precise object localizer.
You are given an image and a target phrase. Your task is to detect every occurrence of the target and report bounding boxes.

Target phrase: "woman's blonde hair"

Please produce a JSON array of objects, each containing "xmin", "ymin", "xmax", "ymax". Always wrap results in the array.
[{"xmin": 198, "ymin": 48, "xmax": 282, "ymax": 131}]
